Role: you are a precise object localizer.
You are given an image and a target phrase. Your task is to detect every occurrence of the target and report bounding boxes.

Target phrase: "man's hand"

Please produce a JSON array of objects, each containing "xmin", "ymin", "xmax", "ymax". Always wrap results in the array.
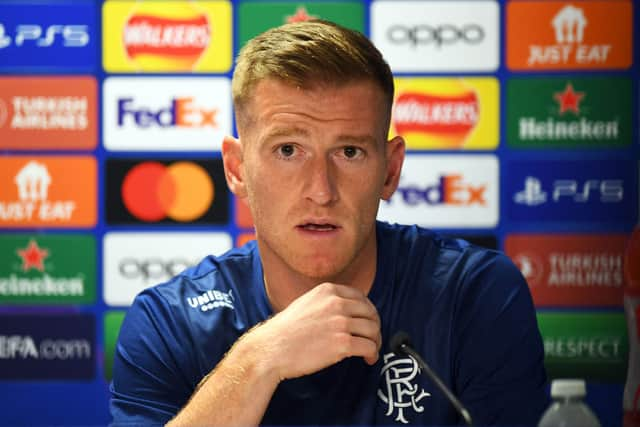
[
  {"xmin": 167, "ymin": 282, "xmax": 380, "ymax": 426},
  {"xmin": 238, "ymin": 282, "xmax": 382, "ymax": 382}
]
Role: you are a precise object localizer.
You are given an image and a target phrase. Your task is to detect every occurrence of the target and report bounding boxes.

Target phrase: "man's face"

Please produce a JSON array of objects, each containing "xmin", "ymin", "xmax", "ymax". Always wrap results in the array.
[{"xmin": 227, "ymin": 78, "xmax": 404, "ymax": 282}]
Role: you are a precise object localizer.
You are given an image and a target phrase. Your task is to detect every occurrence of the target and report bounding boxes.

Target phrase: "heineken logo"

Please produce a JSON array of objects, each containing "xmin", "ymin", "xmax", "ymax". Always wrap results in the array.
[
  {"xmin": 0, "ymin": 235, "xmax": 95, "ymax": 305},
  {"xmin": 507, "ymin": 77, "xmax": 631, "ymax": 148},
  {"xmin": 554, "ymin": 83, "xmax": 584, "ymax": 115},
  {"xmin": 285, "ymin": 6, "xmax": 317, "ymax": 24},
  {"xmin": 16, "ymin": 240, "xmax": 49, "ymax": 272}
]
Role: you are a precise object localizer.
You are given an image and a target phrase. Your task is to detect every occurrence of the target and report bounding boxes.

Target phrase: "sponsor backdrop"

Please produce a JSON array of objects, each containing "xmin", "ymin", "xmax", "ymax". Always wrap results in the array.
[{"xmin": 0, "ymin": 0, "xmax": 637, "ymax": 425}]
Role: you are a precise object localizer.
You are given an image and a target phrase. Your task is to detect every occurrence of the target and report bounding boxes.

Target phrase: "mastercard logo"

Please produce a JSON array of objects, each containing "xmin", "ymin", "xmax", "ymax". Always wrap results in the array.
[{"xmin": 121, "ymin": 161, "xmax": 214, "ymax": 222}]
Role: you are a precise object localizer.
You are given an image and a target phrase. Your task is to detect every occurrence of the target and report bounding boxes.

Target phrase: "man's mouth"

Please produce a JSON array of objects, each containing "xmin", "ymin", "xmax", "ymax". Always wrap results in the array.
[{"xmin": 298, "ymin": 223, "xmax": 338, "ymax": 231}]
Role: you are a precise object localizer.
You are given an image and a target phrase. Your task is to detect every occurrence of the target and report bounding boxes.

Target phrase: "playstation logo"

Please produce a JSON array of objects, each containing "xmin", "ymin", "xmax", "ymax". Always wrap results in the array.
[
  {"xmin": 0, "ymin": 24, "xmax": 11, "ymax": 49},
  {"xmin": 513, "ymin": 176, "xmax": 547, "ymax": 206}
]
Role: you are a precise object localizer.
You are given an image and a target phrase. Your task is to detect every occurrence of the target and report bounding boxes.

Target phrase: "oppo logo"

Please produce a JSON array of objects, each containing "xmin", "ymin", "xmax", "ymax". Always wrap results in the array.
[
  {"xmin": 118, "ymin": 257, "xmax": 194, "ymax": 281},
  {"xmin": 387, "ymin": 24, "xmax": 485, "ymax": 47}
]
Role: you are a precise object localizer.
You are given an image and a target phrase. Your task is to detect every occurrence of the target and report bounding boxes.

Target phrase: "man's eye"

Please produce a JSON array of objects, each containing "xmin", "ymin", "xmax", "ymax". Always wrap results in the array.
[
  {"xmin": 343, "ymin": 146, "xmax": 360, "ymax": 158},
  {"xmin": 278, "ymin": 144, "xmax": 295, "ymax": 157}
]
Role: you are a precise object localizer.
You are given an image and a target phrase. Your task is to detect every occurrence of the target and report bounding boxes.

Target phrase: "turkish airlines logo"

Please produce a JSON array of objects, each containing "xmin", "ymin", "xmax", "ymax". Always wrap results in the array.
[
  {"xmin": 377, "ymin": 155, "xmax": 498, "ymax": 228},
  {"xmin": 505, "ymin": 234, "xmax": 627, "ymax": 307},
  {"xmin": 0, "ymin": 76, "xmax": 97, "ymax": 150}
]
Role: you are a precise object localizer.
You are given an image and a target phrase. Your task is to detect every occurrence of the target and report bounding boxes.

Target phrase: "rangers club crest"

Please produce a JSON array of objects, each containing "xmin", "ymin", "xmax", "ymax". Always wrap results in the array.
[{"xmin": 378, "ymin": 352, "xmax": 431, "ymax": 423}]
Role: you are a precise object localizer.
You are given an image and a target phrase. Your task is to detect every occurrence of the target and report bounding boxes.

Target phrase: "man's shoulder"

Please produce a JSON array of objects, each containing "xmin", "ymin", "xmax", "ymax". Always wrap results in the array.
[
  {"xmin": 377, "ymin": 221, "xmax": 521, "ymax": 294},
  {"xmin": 137, "ymin": 240, "xmax": 262, "ymax": 308},
  {"xmin": 377, "ymin": 220, "xmax": 501, "ymax": 265}
]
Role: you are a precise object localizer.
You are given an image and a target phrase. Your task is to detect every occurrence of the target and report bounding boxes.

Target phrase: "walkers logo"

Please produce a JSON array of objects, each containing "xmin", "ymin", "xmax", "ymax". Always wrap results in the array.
[
  {"xmin": 103, "ymin": 232, "xmax": 231, "ymax": 306},
  {"xmin": 106, "ymin": 158, "xmax": 229, "ymax": 225},
  {"xmin": 0, "ymin": 157, "xmax": 96, "ymax": 228},
  {"xmin": 103, "ymin": 77, "xmax": 231, "ymax": 151},
  {"xmin": 371, "ymin": 1, "xmax": 499, "ymax": 72},
  {"xmin": 507, "ymin": 78, "xmax": 631, "ymax": 148},
  {"xmin": 391, "ymin": 78, "xmax": 498, "ymax": 149},
  {"xmin": 507, "ymin": 1, "xmax": 632, "ymax": 70},
  {"xmin": 506, "ymin": 234, "xmax": 627, "ymax": 307},
  {"xmin": 506, "ymin": 160, "xmax": 637, "ymax": 224},
  {"xmin": 103, "ymin": 0, "xmax": 231, "ymax": 72},
  {"xmin": 0, "ymin": 2, "xmax": 97, "ymax": 71},
  {"xmin": 104, "ymin": 311, "xmax": 125, "ymax": 381},
  {"xmin": 377, "ymin": 155, "xmax": 498, "ymax": 228},
  {"xmin": 0, "ymin": 76, "xmax": 97, "ymax": 150},
  {"xmin": 0, "ymin": 314, "xmax": 95, "ymax": 380},
  {"xmin": 0, "ymin": 235, "xmax": 95, "ymax": 305},
  {"xmin": 537, "ymin": 312, "xmax": 627, "ymax": 381},
  {"xmin": 237, "ymin": 2, "xmax": 363, "ymax": 47}
]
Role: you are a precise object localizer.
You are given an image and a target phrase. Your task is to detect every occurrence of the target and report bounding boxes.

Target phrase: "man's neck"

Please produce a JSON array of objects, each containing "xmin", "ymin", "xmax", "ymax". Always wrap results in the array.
[{"xmin": 259, "ymin": 235, "xmax": 378, "ymax": 312}]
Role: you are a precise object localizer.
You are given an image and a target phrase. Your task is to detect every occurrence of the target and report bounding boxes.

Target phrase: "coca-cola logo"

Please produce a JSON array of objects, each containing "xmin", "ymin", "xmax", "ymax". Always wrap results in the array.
[
  {"xmin": 392, "ymin": 91, "xmax": 479, "ymax": 135},
  {"xmin": 123, "ymin": 14, "xmax": 210, "ymax": 58}
]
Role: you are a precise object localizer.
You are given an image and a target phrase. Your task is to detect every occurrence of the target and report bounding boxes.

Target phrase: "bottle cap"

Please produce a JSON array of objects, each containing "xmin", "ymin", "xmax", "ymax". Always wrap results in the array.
[{"xmin": 550, "ymin": 379, "xmax": 586, "ymax": 398}]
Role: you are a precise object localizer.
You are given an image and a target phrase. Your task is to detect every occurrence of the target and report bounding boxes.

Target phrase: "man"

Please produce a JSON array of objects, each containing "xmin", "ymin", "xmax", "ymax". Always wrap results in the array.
[{"xmin": 110, "ymin": 20, "xmax": 548, "ymax": 426}]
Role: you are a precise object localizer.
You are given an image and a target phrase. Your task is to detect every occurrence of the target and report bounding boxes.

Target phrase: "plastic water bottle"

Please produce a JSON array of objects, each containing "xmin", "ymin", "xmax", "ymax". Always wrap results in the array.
[
  {"xmin": 623, "ymin": 226, "xmax": 640, "ymax": 427},
  {"xmin": 538, "ymin": 379, "xmax": 601, "ymax": 427}
]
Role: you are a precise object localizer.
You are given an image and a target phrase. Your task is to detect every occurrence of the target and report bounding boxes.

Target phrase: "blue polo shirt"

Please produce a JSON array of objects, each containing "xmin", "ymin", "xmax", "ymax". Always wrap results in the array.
[{"xmin": 110, "ymin": 221, "xmax": 548, "ymax": 426}]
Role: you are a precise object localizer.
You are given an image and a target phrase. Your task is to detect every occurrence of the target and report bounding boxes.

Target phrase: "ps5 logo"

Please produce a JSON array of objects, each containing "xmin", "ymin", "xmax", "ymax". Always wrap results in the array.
[
  {"xmin": 514, "ymin": 176, "xmax": 624, "ymax": 206},
  {"xmin": 0, "ymin": 23, "xmax": 89, "ymax": 49}
]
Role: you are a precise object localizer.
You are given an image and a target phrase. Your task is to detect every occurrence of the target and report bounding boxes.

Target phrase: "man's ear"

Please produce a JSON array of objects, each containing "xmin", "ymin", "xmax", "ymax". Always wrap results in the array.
[
  {"xmin": 381, "ymin": 135, "xmax": 405, "ymax": 201},
  {"xmin": 222, "ymin": 135, "xmax": 247, "ymax": 198}
]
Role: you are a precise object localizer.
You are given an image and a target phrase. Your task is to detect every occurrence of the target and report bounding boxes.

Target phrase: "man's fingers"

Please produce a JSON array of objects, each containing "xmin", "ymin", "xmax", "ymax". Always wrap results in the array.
[{"xmin": 345, "ymin": 335, "xmax": 380, "ymax": 365}]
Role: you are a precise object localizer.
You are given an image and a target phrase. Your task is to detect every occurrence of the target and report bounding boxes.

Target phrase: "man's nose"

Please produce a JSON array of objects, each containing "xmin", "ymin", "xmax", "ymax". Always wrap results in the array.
[{"xmin": 304, "ymin": 155, "xmax": 338, "ymax": 205}]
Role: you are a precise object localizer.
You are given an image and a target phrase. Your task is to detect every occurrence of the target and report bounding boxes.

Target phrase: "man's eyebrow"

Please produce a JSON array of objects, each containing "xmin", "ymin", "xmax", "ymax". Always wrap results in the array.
[
  {"xmin": 263, "ymin": 126, "xmax": 310, "ymax": 140},
  {"xmin": 336, "ymin": 134, "xmax": 378, "ymax": 146}
]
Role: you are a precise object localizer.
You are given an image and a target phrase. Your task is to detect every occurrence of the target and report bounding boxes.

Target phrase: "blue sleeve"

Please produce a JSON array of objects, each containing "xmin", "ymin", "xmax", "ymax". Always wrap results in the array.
[
  {"xmin": 109, "ymin": 288, "xmax": 197, "ymax": 426},
  {"xmin": 453, "ymin": 251, "xmax": 550, "ymax": 426}
]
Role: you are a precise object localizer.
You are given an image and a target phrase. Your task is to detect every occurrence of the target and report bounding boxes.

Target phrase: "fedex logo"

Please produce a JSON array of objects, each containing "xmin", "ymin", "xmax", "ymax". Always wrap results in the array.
[
  {"xmin": 0, "ymin": 23, "xmax": 89, "ymax": 49},
  {"xmin": 103, "ymin": 77, "xmax": 231, "ymax": 151},
  {"xmin": 394, "ymin": 175, "xmax": 486, "ymax": 206},
  {"xmin": 117, "ymin": 98, "xmax": 218, "ymax": 129},
  {"xmin": 377, "ymin": 155, "xmax": 498, "ymax": 228},
  {"xmin": 506, "ymin": 160, "xmax": 637, "ymax": 224}
]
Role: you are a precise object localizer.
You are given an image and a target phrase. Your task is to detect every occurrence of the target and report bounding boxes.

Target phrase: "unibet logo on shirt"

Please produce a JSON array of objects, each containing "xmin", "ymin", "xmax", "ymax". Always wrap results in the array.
[
  {"xmin": 0, "ymin": 235, "xmax": 96, "ymax": 305},
  {"xmin": 506, "ymin": 1, "xmax": 632, "ymax": 70},
  {"xmin": 237, "ymin": 2, "xmax": 364, "ymax": 48},
  {"xmin": 507, "ymin": 78, "xmax": 631, "ymax": 148}
]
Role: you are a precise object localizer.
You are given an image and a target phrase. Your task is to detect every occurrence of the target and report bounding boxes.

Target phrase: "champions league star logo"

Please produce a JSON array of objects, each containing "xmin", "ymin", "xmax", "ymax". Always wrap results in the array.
[{"xmin": 378, "ymin": 352, "xmax": 431, "ymax": 424}]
